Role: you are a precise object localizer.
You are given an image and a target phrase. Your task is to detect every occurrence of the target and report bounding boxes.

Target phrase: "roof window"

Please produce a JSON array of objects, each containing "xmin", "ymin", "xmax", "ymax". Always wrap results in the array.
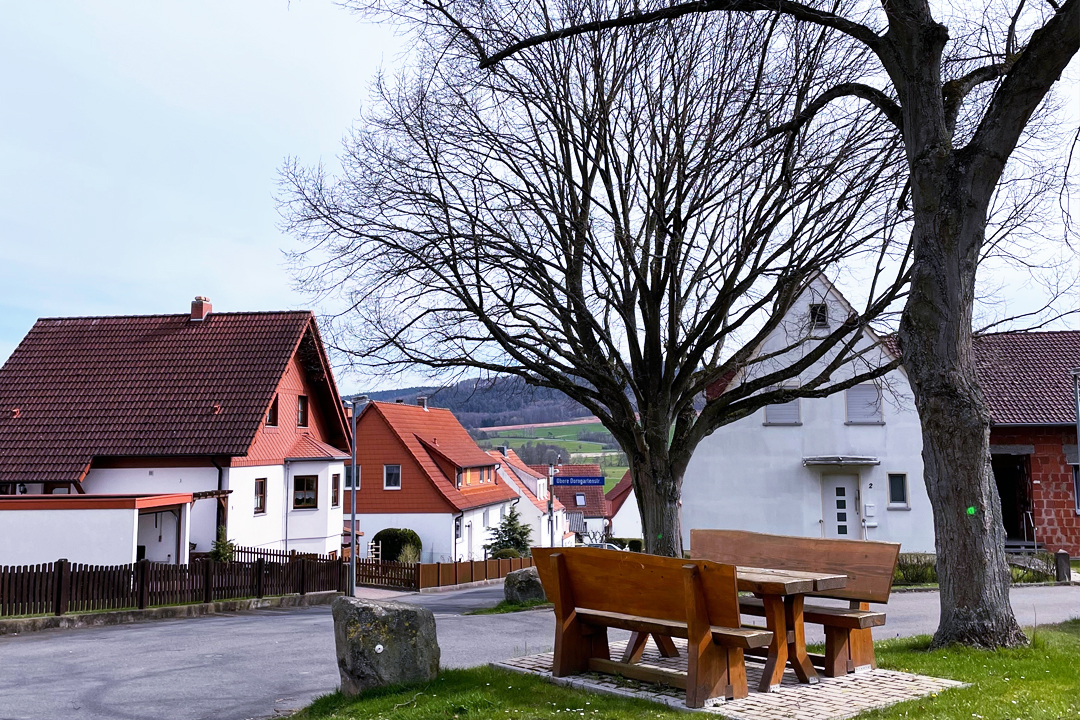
[{"xmin": 575, "ymin": 493, "xmax": 586, "ymax": 507}]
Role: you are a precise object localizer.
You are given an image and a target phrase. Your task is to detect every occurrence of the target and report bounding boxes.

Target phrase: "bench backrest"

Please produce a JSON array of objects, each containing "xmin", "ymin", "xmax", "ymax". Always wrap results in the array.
[
  {"xmin": 690, "ymin": 529, "xmax": 900, "ymax": 604},
  {"xmin": 532, "ymin": 546, "xmax": 741, "ymax": 628}
]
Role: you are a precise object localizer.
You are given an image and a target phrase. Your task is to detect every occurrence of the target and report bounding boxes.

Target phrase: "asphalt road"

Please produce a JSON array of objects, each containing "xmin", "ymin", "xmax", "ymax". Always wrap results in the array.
[{"xmin": 0, "ymin": 584, "xmax": 1075, "ymax": 720}]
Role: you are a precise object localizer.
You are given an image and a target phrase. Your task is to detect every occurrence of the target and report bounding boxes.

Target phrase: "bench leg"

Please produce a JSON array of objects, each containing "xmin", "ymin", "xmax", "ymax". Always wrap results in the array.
[
  {"xmin": 550, "ymin": 553, "xmax": 610, "ymax": 677},
  {"xmin": 653, "ymin": 634, "xmax": 680, "ymax": 658},
  {"xmin": 684, "ymin": 564, "xmax": 747, "ymax": 707},
  {"xmin": 849, "ymin": 627, "xmax": 876, "ymax": 670},
  {"xmin": 758, "ymin": 594, "xmax": 789, "ymax": 692},
  {"xmin": 784, "ymin": 595, "xmax": 819, "ymax": 684},
  {"xmin": 621, "ymin": 631, "xmax": 649, "ymax": 664},
  {"xmin": 823, "ymin": 627, "xmax": 851, "ymax": 677}
]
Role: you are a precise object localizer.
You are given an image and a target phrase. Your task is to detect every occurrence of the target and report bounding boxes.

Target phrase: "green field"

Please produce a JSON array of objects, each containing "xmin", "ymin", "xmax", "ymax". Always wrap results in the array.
[
  {"xmin": 483, "ymin": 422, "xmax": 610, "ymax": 440},
  {"xmin": 479, "ymin": 436, "xmax": 606, "ymax": 455}
]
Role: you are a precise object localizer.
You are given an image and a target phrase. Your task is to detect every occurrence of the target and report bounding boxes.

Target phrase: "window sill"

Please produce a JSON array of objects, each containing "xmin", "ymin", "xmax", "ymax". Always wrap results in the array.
[
  {"xmin": 887, "ymin": 504, "xmax": 911, "ymax": 511},
  {"xmin": 254, "ymin": 511, "xmax": 267, "ymax": 516},
  {"xmin": 383, "ymin": 486, "xmax": 402, "ymax": 491},
  {"xmin": 762, "ymin": 422, "xmax": 802, "ymax": 427},
  {"xmin": 845, "ymin": 421, "xmax": 886, "ymax": 426},
  {"xmin": 291, "ymin": 507, "xmax": 319, "ymax": 511}
]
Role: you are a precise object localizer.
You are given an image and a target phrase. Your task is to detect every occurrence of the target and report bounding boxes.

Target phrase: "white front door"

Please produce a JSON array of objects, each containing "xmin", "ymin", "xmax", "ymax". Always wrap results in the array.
[{"xmin": 823, "ymin": 475, "xmax": 859, "ymax": 539}]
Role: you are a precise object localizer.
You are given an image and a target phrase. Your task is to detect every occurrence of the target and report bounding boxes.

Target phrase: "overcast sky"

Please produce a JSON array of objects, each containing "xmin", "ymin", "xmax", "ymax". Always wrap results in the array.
[
  {"xmin": 1, "ymin": 2, "xmax": 1076, "ymax": 394},
  {"xmin": 0, "ymin": 1, "xmax": 399, "ymax": 388}
]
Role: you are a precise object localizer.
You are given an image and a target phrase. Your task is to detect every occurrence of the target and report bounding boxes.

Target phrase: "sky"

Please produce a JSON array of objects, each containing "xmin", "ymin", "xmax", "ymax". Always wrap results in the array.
[
  {"xmin": 0, "ymin": 1, "xmax": 398, "ymax": 389},
  {"xmin": 0, "ymin": 2, "xmax": 1076, "ymax": 395}
]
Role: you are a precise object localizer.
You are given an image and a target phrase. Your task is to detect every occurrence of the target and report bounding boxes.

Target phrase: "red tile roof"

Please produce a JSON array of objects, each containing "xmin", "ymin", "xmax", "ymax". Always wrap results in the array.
[
  {"xmin": 287, "ymin": 434, "xmax": 350, "ymax": 461},
  {"xmin": 0, "ymin": 311, "xmax": 349, "ymax": 483},
  {"xmin": 488, "ymin": 449, "xmax": 564, "ymax": 513},
  {"xmin": 606, "ymin": 470, "xmax": 634, "ymax": 516},
  {"xmin": 553, "ymin": 485, "xmax": 610, "ymax": 519},
  {"xmin": 366, "ymin": 401, "xmax": 516, "ymax": 511},
  {"xmin": 973, "ymin": 330, "xmax": 1080, "ymax": 425}
]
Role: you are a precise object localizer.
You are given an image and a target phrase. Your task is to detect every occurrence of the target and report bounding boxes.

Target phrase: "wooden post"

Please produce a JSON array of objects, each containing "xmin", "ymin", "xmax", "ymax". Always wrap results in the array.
[
  {"xmin": 758, "ymin": 594, "xmax": 789, "ymax": 692},
  {"xmin": 847, "ymin": 601, "xmax": 876, "ymax": 670},
  {"xmin": 298, "ymin": 559, "xmax": 308, "ymax": 596},
  {"xmin": 136, "ymin": 559, "xmax": 149, "ymax": 610},
  {"xmin": 54, "ymin": 558, "xmax": 70, "ymax": 616},
  {"xmin": 683, "ymin": 564, "xmax": 739, "ymax": 706},
  {"xmin": 255, "ymin": 557, "xmax": 265, "ymax": 598},
  {"xmin": 203, "ymin": 559, "xmax": 214, "ymax": 604}
]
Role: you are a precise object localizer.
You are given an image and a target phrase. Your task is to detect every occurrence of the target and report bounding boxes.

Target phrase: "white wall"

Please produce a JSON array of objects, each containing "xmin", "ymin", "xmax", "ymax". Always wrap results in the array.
[
  {"xmin": 83, "ymin": 466, "xmax": 219, "ymax": 551},
  {"xmin": 496, "ymin": 469, "xmax": 566, "ymax": 548},
  {"xmin": 0, "ymin": 508, "xmax": 138, "ymax": 566},
  {"xmin": 356, "ymin": 512, "xmax": 455, "ymax": 562},
  {"xmin": 681, "ymin": 281, "xmax": 936, "ymax": 552},
  {"xmin": 136, "ymin": 504, "xmax": 190, "ymax": 564},
  {"xmin": 610, "ymin": 490, "xmax": 643, "ymax": 540}
]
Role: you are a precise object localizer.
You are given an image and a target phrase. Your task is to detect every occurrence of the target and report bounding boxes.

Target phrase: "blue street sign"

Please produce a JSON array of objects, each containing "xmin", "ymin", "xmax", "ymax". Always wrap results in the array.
[{"xmin": 551, "ymin": 475, "xmax": 605, "ymax": 486}]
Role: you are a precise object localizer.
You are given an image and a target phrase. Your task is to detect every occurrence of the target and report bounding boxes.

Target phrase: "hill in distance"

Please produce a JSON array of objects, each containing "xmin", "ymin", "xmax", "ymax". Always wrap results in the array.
[{"xmin": 364, "ymin": 376, "xmax": 592, "ymax": 430}]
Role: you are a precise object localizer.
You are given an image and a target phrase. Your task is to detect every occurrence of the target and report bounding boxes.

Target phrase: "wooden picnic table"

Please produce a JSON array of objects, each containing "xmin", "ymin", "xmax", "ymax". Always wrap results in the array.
[
  {"xmin": 625, "ymin": 565, "xmax": 846, "ymax": 693},
  {"xmin": 736, "ymin": 566, "xmax": 846, "ymax": 691}
]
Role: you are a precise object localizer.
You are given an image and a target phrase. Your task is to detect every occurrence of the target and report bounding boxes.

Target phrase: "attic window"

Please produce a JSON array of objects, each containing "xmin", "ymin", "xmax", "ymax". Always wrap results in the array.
[
  {"xmin": 297, "ymin": 395, "xmax": 309, "ymax": 427},
  {"xmin": 266, "ymin": 396, "xmax": 278, "ymax": 426},
  {"xmin": 809, "ymin": 304, "xmax": 829, "ymax": 329},
  {"xmin": 575, "ymin": 493, "xmax": 586, "ymax": 507}
]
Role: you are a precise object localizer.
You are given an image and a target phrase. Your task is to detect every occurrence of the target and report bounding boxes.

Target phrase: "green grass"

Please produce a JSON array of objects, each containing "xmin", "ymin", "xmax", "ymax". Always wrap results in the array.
[
  {"xmin": 481, "ymin": 436, "xmax": 607, "ymax": 455},
  {"xmin": 487, "ymin": 423, "xmax": 610, "ymax": 440},
  {"xmin": 464, "ymin": 598, "xmax": 553, "ymax": 615},
  {"xmin": 291, "ymin": 621, "xmax": 1080, "ymax": 720},
  {"xmin": 602, "ymin": 466, "xmax": 627, "ymax": 492}
]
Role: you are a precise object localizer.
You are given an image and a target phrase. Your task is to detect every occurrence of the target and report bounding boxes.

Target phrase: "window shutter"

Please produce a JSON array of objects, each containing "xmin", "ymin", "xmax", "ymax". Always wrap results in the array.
[
  {"xmin": 847, "ymin": 384, "xmax": 882, "ymax": 422},
  {"xmin": 765, "ymin": 399, "xmax": 800, "ymax": 424}
]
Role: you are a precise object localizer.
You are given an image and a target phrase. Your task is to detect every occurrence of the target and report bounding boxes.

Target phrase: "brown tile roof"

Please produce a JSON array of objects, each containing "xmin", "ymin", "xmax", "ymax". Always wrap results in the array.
[
  {"xmin": 973, "ymin": 330, "xmax": 1080, "ymax": 425},
  {"xmin": 0, "ymin": 311, "xmax": 348, "ymax": 483},
  {"xmin": 552, "ymin": 485, "xmax": 610, "ymax": 519},
  {"xmin": 606, "ymin": 470, "xmax": 634, "ymax": 516},
  {"xmin": 367, "ymin": 401, "xmax": 515, "ymax": 511},
  {"xmin": 488, "ymin": 449, "xmax": 564, "ymax": 514}
]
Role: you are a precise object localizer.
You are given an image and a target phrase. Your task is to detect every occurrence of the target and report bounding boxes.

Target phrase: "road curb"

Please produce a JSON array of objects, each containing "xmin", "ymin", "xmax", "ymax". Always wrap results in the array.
[
  {"xmin": 0, "ymin": 590, "xmax": 342, "ymax": 636},
  {"xmin": 891, "ymin": 581, "xmax": 1077, "ymax": 594},
  {"xmin": 419, "ymin": 578, "xmax": 505, "ymax": 594}
]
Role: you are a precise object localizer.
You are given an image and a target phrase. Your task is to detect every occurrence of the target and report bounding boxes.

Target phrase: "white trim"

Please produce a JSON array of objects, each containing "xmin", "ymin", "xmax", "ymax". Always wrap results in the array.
[{"xmin": 383, "ymin": 464, "xmax": 402, "ymax": 490}]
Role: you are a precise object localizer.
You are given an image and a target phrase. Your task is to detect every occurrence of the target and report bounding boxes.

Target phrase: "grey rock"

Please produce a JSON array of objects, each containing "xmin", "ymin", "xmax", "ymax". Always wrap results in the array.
[
  {"xmin": 504, "ymin": 565, "xmax": 547, "ymax": 604},
  {"xmin": 332, "ymin": 596, "xmax": 440, "ymax": 696}
]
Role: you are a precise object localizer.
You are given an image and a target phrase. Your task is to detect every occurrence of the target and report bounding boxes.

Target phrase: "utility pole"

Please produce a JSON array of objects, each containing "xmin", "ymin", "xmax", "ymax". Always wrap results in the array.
[
  {"xmin": 547, "ymin": 462, "xmax": 555, "ymax": 547},
  {"xmin": 345, "ymin": 395, "xmax": 368, "ymax": 597}
]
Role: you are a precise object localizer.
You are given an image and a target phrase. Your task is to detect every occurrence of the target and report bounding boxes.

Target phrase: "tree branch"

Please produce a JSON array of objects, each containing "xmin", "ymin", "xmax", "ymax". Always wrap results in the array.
[{"xmin": 757, "ymin": 82, "xmax": 903, "ymax": 143}]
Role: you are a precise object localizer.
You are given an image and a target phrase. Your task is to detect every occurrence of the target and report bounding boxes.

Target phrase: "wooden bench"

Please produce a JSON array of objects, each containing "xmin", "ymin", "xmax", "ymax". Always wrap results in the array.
[
  {"xmin": 532, "ymin": 546, "xmax": 773, "ymax": 707},
  {"xmin": 690, "ymin": 530, "xmax": 900, "ymax": 677}
]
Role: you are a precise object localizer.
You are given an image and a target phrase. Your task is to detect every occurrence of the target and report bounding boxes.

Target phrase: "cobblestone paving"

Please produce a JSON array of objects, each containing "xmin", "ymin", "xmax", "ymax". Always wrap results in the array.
[{"xmin": 493, "ymin": 638, "xmax": 966, "ymax": 719}]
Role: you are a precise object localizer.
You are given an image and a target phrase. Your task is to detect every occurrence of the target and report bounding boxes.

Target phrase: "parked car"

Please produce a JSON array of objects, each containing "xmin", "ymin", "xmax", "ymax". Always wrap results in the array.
[{"xmin": 586, "ymin": 542, "xmax": 625, "ymax": 551}]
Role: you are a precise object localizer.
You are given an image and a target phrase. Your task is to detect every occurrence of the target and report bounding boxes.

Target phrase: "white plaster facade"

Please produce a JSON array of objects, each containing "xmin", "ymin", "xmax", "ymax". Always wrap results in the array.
[
  {"xmin": 354, "ymin": 512, "xmax": 456, "ymax": 563},
  {"xmin": 610, "ymin": 490, "xmax": 643, "ymax": 540},
  {"xmin": 681, "ymin": 279, "xmax": 936, "ymax": 553},
  {"xmin": 495, "ymin": 465, "xmax": 568, "ymax": 549},
  {"xmin": 0, "ymin": 502, "xmax": 190, "ymax": 567}
]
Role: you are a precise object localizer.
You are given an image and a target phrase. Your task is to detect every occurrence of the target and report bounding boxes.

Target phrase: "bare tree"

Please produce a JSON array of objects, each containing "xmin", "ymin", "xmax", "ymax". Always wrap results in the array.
[
  {"xmin": 280, "ymin": 11, "xmax": 910, "ymax": 558},
  {"xmin": 399, "ymin": 0, "xmax": 1079, "ymax": 648}
]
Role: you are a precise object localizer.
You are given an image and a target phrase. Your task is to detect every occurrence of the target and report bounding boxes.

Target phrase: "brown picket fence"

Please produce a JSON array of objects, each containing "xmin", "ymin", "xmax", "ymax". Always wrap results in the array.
[
  {"xmin": 0, "ymin": 556, "xmax": 346, "ymax": 618},
  {"xmin": 356, "ymin": 556, "xmax": 534, "ymax": 591}
]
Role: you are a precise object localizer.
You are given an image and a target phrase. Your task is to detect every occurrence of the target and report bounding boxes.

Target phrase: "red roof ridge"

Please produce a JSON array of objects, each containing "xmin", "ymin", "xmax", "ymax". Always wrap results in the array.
[{"xmin": 35, "ymin": 309, "xmax": 314, "ymax": 322}]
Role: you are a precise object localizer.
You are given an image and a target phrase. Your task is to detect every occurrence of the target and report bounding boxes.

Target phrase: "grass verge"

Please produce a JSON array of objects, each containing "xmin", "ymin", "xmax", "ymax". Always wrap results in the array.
[
  {"xmin": 464, "ymin": 599, "xmax": 553, "ymax": 615},
  {"xmin": 290, "ymin": 620, "xmax": 1080, "ymax": 720}
]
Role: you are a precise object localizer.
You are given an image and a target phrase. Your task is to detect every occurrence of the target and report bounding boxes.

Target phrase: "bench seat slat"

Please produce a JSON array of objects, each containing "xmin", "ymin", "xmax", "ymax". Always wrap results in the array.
[
  {"xmin": 576, "ymin": 608, "xmax": 773, "ymax": 649},
  {"xmin": 738, "ymin": 597, "xmax": 885, "ymax": 629}
]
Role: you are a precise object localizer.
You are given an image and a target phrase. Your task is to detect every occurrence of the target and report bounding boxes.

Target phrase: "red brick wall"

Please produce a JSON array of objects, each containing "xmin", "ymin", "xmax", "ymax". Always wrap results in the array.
[{"xmin": 992, "ymin": 426, "xmax": 1079, "ymax": 556}]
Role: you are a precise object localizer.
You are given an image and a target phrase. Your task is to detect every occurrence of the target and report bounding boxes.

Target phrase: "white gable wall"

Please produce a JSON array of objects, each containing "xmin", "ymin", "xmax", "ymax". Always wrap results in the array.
[
  {"xmin": 610, "ymin": 489, "xmax": 643, "ymax": 540},
  {"xmin": 681, "ymin": 279, "xmax": 936, "ymax": 553}
]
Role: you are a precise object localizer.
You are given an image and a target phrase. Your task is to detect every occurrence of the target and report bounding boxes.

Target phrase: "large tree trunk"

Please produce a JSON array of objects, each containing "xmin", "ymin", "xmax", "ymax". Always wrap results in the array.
[
  {"xmin": 899, "ymin": 171, "xmax": 1026, "ymax": 647},
  {"xmin": 630, "ymin": 454, "xmax": 685, "ymax": 557}
]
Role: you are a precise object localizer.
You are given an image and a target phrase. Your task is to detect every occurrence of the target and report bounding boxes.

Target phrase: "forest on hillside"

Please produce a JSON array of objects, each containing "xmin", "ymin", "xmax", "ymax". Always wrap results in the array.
[{"xmin": 365, "ymin": 376, "xmax": 592, "ymax": 429}]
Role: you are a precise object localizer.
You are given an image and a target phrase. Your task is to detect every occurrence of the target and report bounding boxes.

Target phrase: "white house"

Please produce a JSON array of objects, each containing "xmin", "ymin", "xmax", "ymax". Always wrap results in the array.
[
  {"xmin": 681, "ymin": 278, "xmax": 937, "ymax": 552},
  {"xmin": 490, "ymin": 447, "xmax": 568, "ymax": 548},
  {"xmin": 607, "ymin": 472, "xmax": 643, "ymax": 541},
  {"xmin": 0, "ymin": 297, "xmax": 351, "ymax": 564}
]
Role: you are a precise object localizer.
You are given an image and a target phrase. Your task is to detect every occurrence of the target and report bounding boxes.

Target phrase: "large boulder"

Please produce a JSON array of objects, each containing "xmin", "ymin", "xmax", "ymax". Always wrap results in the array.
[
  {"xmin": 332, "ymin": 596, "xmax": 440, "ymax": 696},
  {"xmin": 504, "ymin": 565, "xmax": 547, "ymax": 604}
]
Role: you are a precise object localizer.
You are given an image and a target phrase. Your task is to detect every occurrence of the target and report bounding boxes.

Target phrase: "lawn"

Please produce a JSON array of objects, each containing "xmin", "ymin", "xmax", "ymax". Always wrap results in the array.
[
  {"xmin": 481, "ymin": 436, "xmax": 607, "ymax": 456},
  {"xmin": 290, "ymin": 621, "xmax": 1080, "ymax": 720}
]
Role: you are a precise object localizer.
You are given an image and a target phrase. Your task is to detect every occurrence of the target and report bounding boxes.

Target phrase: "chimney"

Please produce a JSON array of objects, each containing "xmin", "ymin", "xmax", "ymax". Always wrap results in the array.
[
  {"xmin": 497, "ymin": 445, "xmax": 508, "ymax": 456},
  {"xmin": 417, "ymin": 396, "xmax": 428, "ymax": 410},
  {"xmin": 190, "ymin": 296, "xmax": 212, "ymax": 321}
]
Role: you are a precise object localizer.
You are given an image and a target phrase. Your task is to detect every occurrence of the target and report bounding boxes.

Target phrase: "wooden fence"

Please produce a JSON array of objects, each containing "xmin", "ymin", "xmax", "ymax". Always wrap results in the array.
[
  {"xmin": 355, "ymin": 556, "xmax": 535, "ymax": 591},
  {"xmin": 0, "ymin": 556, "xmax": 346, "ymax": 618}
]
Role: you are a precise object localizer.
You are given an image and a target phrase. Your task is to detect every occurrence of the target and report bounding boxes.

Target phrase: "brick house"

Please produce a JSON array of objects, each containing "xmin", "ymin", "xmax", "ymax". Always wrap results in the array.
[
  {"xmin": 345, "ymin": 399, "xmax": 518, "ymax": 561},
  {"xmin": 0, "ymin": 297, "xmax": 352, "ymax": 564}
]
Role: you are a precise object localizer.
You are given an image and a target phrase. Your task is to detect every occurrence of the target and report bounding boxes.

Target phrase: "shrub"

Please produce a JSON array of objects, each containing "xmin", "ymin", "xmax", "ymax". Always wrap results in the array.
[
  {"xmin": 484, "ymin": 505, "xmax": 533, "ymax": 555},
  {"xmin": 209, "ymin": 526, "xmax": 235, "ymax": 563},
  {"xmin": 373, "ymin": 528, "xmax": 422, "ymax": 562},
  {"xmin": 893, "ymin": 553, "xmax": 937, "ymax": 585},
  {"xmin": 491, "ymin": 548, "xmax": 520, "ymax": 559},
  {"xmin": 397, "ymin": 543, "xmax": 421, "ymax": 564},
  {"xmin": 627, "ymin": 539, "xmax": 643, "ymax": 553}
]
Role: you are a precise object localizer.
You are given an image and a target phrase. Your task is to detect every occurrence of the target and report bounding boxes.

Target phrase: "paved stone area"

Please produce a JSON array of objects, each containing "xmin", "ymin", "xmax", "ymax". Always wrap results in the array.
[{"xmin": 495, "ymin": 637, "xmax": 966, "ymax": 720}]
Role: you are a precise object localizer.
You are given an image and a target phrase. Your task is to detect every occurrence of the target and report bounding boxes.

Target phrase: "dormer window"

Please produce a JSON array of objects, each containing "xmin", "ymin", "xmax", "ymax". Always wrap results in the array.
[
  {"xmin": 297, "ymin": 395, "xmax": 309, "ymax": 427},
  {"xmin": 266, "ymin": 396, "xmax": 279, "ymax": 426},
  {"xmin": 809, "ymin": 303, "xmax": 829, "ymax": 329},
  {"xmin": 575, "ymin": 493, "xmax": 586, "ymax": 507}
]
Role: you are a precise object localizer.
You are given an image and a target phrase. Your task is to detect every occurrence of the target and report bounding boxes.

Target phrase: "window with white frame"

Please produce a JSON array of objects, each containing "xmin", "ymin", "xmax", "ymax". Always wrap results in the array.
[
  {"xmin": 482, "ymin": 508, "xmax": 489, "ymax": 527},
  {"xmin": 846, "ymin": 384, "xmax": 883, "ymax": 424},
  {"xmin": 575, "ymin": 493, "xmax": 586, "ymax": 507},
  {"xmin": 383, "ymin": 464, "xmax": 402, "ymax": 490},
  {"xmin": 764, "ymin": 391, "xmax": 800, "ymax": 425},
  {"xmin": 808, "ymin": 303, "xmax": 829, "ymax": 329},
  {"xmin": 888, "ymin": 473, "xmax": 909, "ymax": 508}
]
